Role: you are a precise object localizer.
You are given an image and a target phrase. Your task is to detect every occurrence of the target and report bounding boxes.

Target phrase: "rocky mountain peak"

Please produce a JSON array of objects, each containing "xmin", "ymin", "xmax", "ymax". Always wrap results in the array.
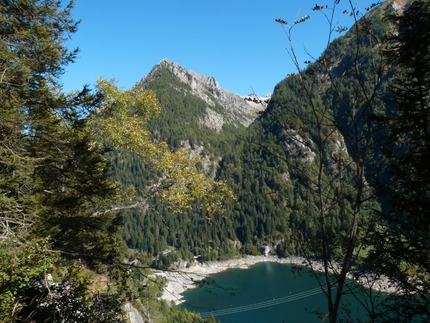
[
  {"xmin": 135, "ymin": 59, "xmax": 259, "ymax": 130},
  {"xmin": 158, "ymin": 58, "xmax": 189, "ymax": 83},
  {"xmin": 206, "ymin": 76, "xmax": 220, "ymax": 90}
]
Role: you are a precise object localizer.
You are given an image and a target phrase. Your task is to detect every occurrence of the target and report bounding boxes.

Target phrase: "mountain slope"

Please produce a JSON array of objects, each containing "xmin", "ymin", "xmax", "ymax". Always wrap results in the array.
[
  {"xmin": 115, "ymin": 59, "xmax": 259, "ymax": 265},
  {"xmin": 135, "ymin": 58, "xmax": 256, "ymax": 130},
  {"xmin": 216, "ymin": 0, "xmax": 400, "ymax": 257},
  {"xmin": 118, "ymin": 0, "xmax": 402, "ymax": 266}
]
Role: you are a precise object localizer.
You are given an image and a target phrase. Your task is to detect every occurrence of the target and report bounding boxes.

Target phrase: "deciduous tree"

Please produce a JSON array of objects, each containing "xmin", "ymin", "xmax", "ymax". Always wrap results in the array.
[{"xmin": 270, "ymin": 1, "xmax": 388, "ymax": 322}]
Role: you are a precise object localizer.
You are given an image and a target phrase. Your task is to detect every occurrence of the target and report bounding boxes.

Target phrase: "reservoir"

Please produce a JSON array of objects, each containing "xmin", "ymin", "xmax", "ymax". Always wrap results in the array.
[{"xmin": 180, "ymin": 262, "xmax": 381, "ymax": 323}]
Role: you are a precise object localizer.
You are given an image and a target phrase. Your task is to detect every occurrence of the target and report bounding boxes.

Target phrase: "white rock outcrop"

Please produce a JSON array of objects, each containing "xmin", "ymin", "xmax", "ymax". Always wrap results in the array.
[{"xmin": 125, "ymin": 302, "xmax": 148, "ymax": 323}]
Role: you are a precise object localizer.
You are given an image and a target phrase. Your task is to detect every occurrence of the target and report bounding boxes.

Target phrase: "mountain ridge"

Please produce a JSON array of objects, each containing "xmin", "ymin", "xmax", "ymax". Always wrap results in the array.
[
  {"xmin": 123, "ymin": 0, "xmax": 400, "ymax": 264},
  {"xmin": 134, "ymin": 58, "xmax": 258, "ymax": 130}
]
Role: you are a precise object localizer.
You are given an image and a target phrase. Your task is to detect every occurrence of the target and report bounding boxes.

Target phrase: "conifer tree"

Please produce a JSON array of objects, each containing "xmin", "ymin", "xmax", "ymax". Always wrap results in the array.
[
  {"xmin": 0, "ymin": 1, "xmax": 234, "ymax": 321},
  {"xmin": 369, "ymin": 1, "xmax": 430, "ymax": 321}
]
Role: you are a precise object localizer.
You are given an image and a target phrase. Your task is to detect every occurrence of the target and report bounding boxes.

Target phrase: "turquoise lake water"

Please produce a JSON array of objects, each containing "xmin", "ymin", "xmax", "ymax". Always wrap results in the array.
[{"xmin": 180, "ymin": 262, "xmax": 384, "ymax": 323}]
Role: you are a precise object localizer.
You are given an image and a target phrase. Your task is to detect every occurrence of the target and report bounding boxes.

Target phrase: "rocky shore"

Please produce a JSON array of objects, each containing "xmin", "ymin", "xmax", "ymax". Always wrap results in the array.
[{"xmin": 155, "ymin": 255, "xmax": 398, "ymax": 305}]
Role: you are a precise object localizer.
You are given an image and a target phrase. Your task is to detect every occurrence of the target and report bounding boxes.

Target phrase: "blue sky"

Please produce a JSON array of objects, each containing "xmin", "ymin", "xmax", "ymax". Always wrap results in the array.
[{"xmin": 61, "ymin": 0, "xmax": 379, "ymax": 96}]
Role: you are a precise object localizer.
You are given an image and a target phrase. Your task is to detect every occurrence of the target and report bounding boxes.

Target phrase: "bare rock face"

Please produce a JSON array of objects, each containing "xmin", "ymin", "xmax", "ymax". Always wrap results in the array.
[
  {"xmin": 392, "ymin": 0, "xmax": 408, "ymax": 12},
  {"xmin": 206, "ymin": 75, "xmax": 220, "ymax": 94},
  {"xmin": 125, "ymin": 303, "xmax": 149, "ymax": 323},
  {"xmin": 135, "ymin": 58, "xmax": 258, "ymax": 129},
  {"xmin": 202, "ymin": 107, "xmax": 224, "ymax": 132}
]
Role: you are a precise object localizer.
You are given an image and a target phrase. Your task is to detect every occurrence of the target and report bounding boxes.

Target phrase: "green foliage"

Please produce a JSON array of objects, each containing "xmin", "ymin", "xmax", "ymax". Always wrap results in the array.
[
  {"xmin": 368, "ymin": 1, "xmax": 430, "ymax": 320},
  {"xmin": 115, "ymin": 65, "xmax": 244, "ymax": 265},
  {"xmin": 162, "ymin": 307, "xmax": 206, "ymax": 323},
  {"xmin": 160, "ymin": 306, "xmax": 219, "ymax": 323},
  {"xmin": 0, "ymin": 1, "xmax": 236, "ymax": 322},
  {"xmin": 0, "ymin": 0, "xmax": 77, "ymax": 239},
  {"xmin": 0, "ymin": 238, "xmax": 58, "ymax": 322},
  {"xmin": 4, "ymin": 0, "xmax": 429, "ymax": 321},
  {"xmin": 0, "ymin": 0, "xmax": 130, "ymax": 320}
]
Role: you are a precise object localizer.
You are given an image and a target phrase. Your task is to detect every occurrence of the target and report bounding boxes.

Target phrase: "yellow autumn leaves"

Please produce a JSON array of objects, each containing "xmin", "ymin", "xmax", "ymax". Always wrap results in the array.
[{"xmin": 90, "ymin": 78, "xmax": 235, "ymax": 215}]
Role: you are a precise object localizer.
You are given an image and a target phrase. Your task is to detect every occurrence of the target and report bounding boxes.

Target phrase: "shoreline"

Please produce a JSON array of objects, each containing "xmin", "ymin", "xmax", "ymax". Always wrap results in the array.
[{"xmin": 155, "ymin": 255, "xmax": 398, "ymax": 305}]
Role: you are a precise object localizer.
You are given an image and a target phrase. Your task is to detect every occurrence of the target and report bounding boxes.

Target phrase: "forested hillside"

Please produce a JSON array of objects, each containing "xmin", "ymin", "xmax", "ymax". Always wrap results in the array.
[
  {"xmin": 118, "ymin": 1, "xmax": 392, "ymax": 265},
  {"xmin": 115, "ymin": 0, "xmax": 430, "ymax": 321},
  {"xmin": 0, "ymin": 1, "xmax": 232, "ymax": 322},
  {"xmin": 2, "ymin": 0, "xmax": 430, "ymax": 322},
  {"xmin": 217, "ymin": 0, "xmax": 430, "ymax": 321},
  {"xmin": 219, "ymin": 0, "xmax": 393, "ymax": 256},
  {"xmin": 113, "ymin": 60, "xmax": 256, "ymax": 265}
]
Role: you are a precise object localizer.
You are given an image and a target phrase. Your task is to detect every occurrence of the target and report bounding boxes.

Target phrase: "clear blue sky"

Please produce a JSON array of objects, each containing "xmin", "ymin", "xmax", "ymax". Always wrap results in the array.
[{"xmin": 61, "ymin": 0, "xmax": 379, "ymax": 96}]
